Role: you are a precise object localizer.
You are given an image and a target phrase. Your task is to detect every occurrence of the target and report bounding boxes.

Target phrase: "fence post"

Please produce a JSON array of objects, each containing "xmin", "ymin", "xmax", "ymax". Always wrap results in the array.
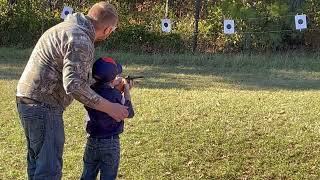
[
  {"xmin": 192, "ymin": 0, "xmax": 201, "ymax": 54},
  {"xmin": 165, "ymin": 0, "xmax": 169, "ymax": 18}
]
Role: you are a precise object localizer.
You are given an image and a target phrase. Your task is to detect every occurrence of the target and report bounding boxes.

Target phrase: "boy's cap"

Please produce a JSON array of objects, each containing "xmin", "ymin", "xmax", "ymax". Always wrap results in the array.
[
  {"xmin": 116, "ymin": 61, "xmax": 122, "ymax": 74},
  {"xmin": 92, "ymin": 57, "xmax": 122, "ymax": 82}
]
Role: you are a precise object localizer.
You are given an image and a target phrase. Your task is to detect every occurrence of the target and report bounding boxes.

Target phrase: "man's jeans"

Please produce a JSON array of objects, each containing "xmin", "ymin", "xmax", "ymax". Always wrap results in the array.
[
  {"xmin": 81, "ymin": 136, "xmax": 120, "ymax": 180},
  {"xmin": 17, "ymin": 99, "xmax": 65, "ymax": 180}
]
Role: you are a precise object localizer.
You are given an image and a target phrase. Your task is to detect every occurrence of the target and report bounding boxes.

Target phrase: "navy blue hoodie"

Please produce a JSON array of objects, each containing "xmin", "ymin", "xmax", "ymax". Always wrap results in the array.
[{"xmin": 85, "ymin": 82, "xmax": 134, "ymax": 138}]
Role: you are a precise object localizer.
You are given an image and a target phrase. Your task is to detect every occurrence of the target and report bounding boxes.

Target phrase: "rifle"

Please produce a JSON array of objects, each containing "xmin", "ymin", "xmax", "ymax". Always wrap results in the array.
[
  {"xmin": 125, "ymin": 76, "xmax": 144, "ymax": 83},
  {"xmin": 115, "ymin": 75, "xmax": 144, "ymax": 92}
]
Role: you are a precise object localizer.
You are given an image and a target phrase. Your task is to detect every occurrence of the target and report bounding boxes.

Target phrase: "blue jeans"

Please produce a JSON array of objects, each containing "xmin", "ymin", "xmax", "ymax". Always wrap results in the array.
[
  {"xmin": 17, "ymin": 100, "xmax": 65, "ymax": 180},
  {"xmin": 81, "ymin": 136, "xmax": 120, "ymax": 180}
]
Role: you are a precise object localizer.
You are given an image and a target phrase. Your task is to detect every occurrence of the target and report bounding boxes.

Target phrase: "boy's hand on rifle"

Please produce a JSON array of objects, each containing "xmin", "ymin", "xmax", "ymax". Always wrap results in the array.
[
  {"xmin": 114, "ymin": 77, "xmax": 124, "ymax": 92},
  {"xmin": 114, "ymin": 77, "xmax": 134, "ymax": 92}
]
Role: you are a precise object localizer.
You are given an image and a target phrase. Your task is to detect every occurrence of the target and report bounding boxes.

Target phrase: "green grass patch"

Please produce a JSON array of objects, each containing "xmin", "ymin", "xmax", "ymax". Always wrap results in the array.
[{"xmin": 1, "ymin": 48, "xmax": 320, "ymax": 179}]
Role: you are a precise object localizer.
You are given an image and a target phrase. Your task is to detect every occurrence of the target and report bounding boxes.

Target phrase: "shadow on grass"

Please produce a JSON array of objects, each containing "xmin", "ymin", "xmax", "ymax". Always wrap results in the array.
[
  {"xmin": 0, "ymin": 48, "xmax": 29, "ymax": 80},
  {"xmin": 2, "ymin": 47, "xmax": 320, "ymax": 90},
  {"xmin": 127, "ymin": 65, "xmax": 320, "ymax": 91},
  {"xmin": 112, "ymin": 52, "xmax": 320, "ymax": 91},
  {"xmin": 0, "ymin": 64, "xmax": 25, "ymax": 80}
]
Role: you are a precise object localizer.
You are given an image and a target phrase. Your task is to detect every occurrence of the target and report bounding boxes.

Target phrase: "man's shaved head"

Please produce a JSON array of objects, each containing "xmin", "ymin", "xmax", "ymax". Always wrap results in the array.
[
  {"xmin": 87, "ymin": 1, "xmax": 119, "ymax": 41},
  {"xmin": 88, "ymin": 1, "xmax": 118, "ymax": 30}
]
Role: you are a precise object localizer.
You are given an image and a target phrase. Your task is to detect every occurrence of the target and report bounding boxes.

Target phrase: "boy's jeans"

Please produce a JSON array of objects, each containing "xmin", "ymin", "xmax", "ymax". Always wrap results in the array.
[
  {"xmin": 16, "ymin": 98, "xmax": 65, "ymax": 180},
  {"xmin": 81, "ymin": 136, "xmax": 120, "ymax": 180}
]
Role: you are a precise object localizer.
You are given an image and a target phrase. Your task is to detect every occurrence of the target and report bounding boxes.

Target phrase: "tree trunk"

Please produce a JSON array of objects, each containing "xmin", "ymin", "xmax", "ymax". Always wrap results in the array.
[{"xmin": 192, "ymin": 0, "xmax": 201, "ymax": 53}]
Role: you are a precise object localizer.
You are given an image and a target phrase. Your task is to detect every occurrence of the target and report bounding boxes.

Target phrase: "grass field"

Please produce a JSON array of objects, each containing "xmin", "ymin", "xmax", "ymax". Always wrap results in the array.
[{"xmin": 1, "ymin": 47, "xmax": 320, "ymax": 179}]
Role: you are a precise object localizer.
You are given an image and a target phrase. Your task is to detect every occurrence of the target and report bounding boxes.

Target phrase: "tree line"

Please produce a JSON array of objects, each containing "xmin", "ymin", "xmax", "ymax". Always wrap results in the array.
[{"xmin": 0, "ymin": 0, "xmax": 319, "ymax": 53}]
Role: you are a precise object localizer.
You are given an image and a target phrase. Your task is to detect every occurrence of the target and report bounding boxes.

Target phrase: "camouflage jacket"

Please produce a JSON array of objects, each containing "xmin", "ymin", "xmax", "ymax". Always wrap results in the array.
[{"xmin": 17, "ymin": 13, "xmax": 102, "ymax": 109}]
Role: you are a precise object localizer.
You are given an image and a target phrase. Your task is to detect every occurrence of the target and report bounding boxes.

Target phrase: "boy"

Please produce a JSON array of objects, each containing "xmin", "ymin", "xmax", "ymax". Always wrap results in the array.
[{"xmin": 81, "ymin": 57, "xmax": 134, "ymax": 180}]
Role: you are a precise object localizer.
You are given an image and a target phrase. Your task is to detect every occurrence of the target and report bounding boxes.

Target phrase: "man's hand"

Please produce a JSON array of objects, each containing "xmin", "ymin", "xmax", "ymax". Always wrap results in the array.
[
  {"xmin": 94, "ymin": 98, "xmax": 129, "ymax": 121},
  {"xmin": 107, "ymin": 102, "xmax": 129, "ymax": 122}
]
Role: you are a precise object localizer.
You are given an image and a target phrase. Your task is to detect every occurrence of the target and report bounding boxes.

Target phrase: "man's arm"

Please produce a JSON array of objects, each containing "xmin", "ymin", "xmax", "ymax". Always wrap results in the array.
[{"xmin": 62, "ymin": 41, "xmax": 128, "ymax": 120}]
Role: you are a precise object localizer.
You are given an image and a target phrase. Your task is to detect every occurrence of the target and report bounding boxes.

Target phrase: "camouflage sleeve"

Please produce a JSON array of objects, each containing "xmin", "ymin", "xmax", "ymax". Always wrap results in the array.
[{"xmin": 62, "ymin": 41, "xmax": 102, "ymax": 108}]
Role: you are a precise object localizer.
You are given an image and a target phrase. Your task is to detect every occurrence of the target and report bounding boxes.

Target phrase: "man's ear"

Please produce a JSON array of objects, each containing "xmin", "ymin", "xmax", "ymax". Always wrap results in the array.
[{"xmin": 104, "ymin": 27, "xmax": 111, "ymax": 34}]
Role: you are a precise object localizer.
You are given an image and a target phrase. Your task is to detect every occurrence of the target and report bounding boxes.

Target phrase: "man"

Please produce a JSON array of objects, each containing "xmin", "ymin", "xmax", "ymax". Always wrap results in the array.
[{"xmin": 16, "ymin": 2, "xmax": 128, "ymax": 179}]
